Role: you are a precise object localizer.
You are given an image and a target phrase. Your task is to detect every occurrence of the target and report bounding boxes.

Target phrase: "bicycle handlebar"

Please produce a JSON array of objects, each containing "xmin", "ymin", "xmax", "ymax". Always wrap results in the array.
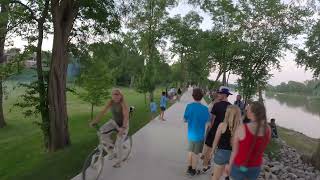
[{"xmin": 91, "ymin": 105, "xmax": 135, "ymax": 134}]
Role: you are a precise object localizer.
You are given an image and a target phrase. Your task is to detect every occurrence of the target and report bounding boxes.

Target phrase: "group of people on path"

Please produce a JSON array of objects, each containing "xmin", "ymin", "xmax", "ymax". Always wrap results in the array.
[
  {"xmin": 85, "ymin": 86, "xmax": 277, "ymax": 179},
  {"xmin": 150, "ymin": 88, "xmax": 183, "ymax": 121},
  {"xmin": 184, "ymin": 87, "xmax": 272, "ymax": 180}
]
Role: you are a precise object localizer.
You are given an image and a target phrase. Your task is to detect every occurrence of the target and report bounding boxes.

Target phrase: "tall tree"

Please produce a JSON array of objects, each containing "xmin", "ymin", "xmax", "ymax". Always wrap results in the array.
[
  {"xmin": 9, "ymin": 0, "xmax": 51, "ymax": 146},
  {"xmin": 47, "ymin": 0, "xmax": 121, "ymax": 151},
  {"xmin": 77, "ymin": 47, "xmax": 113, "ymax": 119},
  {"xmin": 129, "ymin": 0, "xmax": 177, "ymax": 99},
  {"xmin": 189, "ymin": 0, "xmax": 241, "ymax": 85},
  {"xmin": 165, "ymin": 11, "xmax": 203, "ymax": 85},
  {"xmin": 296, "ymin": 5, "xmax": 320, "ymax": 168},
  {"xmin": 0, "ymin": 1, "xmax": 9, "ymax": 128}
]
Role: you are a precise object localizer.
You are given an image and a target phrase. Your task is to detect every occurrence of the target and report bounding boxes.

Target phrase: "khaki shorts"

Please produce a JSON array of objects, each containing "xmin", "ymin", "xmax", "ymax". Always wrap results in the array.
[{"xmin": 188, "ymin": 141, "xmax": 204, "ymax": 154}]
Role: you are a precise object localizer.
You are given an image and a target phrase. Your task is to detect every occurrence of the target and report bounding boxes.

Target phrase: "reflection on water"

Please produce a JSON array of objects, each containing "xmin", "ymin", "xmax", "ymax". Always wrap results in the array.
[{"xmin": 264, "ymin": 92, "xmax": 320, "ymax": 138}]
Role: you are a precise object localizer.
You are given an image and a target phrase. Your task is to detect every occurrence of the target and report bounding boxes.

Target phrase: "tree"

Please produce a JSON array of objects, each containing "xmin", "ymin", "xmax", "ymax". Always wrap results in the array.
[
  {"xmin": 295, "ymin": 4, "xmax": 320, "ymax": 168},
  {"xmin": 48, "ymin": 0, "xmax": 121, "ymax": 151},
  {"xmin": 0, "ymin": 1, "xmax": 9, "ymax": 128},
  {"xmin": 189, "ymin": 0, "xmax": 242, "ymax": 85},
  {"xmin": 77, "ymin": 54, "xmax": 113, "ymax": 120},
  {"xmin": 296, "ymin": 21, "xmax": 320, "ymax": 77},
  {"xmin": 164, "ymin": 11, "xmax": 203, "ymax": 85},
  {"xmin": 128, "ymin": 0, "xmax": 177, "ymax": 99},
  {"xmin": 7, "ymin": 0, "xmax": 51, "ymax": 147}
]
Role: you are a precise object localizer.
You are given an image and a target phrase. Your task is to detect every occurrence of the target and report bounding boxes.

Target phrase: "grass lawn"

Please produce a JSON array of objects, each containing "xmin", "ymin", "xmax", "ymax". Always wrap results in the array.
[{"xmin": 0, "ymin": 80, "xmax": 171, "ymax": 180}]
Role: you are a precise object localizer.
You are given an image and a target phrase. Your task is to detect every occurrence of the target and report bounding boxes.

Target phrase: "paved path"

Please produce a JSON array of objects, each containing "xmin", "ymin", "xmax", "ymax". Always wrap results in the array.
[{"xmin": 72, "ymin": 88, "xmax": 216, "ymax": 180}]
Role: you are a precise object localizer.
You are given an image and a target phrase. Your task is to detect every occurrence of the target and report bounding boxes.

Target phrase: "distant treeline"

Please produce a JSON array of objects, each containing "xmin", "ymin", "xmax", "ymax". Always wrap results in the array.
[{"xmin": 267, "ymin": 80, "xmax": 320, "ymax": 96}]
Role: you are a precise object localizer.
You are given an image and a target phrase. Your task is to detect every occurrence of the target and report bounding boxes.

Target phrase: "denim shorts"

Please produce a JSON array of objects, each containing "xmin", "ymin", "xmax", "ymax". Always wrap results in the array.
[
  {"xmin": 231, "ymin": 165, "xmax": 261, "ymax": 180},
  {"xmin": 213, "ymin": 149, "xmax": 231, "ymax": 165}
]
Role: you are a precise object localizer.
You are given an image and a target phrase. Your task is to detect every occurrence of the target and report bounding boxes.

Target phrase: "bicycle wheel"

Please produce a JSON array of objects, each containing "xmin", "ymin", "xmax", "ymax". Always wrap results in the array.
[
  {"xmin": 82, "ymin": 147, "xmax": 104, "ymax": 180},
  {"xmin": 122, "ymin": 135, "xmax": 133, "ymax": 162}
]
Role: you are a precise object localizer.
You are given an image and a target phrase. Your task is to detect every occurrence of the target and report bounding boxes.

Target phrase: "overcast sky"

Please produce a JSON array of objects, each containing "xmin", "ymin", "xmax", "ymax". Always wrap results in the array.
[
  {"xmin": 168, "ymin": 2, "xmax": 315, "ymax": 86},
  {"xmin": 8, "ymin": 1, "xmax": 315, "ymax": 86}
]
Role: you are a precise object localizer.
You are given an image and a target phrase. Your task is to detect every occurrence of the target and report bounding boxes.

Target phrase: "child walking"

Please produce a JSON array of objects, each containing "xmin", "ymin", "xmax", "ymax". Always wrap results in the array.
[
  {"xmin": 160, "ymin": 92, "xmax": 168, "ymax": 121},
  {"xmin": 184, "ymin": 88, "xmax": 210, "ymax": 176}
]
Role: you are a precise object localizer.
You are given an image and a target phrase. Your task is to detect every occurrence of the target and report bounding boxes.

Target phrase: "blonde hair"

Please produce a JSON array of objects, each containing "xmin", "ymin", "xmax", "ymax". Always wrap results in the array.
[
  {"xmin": 111, "ymin": 88, "xmax": 128, "ymax": 109},
  {"xmin": 223, "ymin": 105, "xmax": 241, "ymax": 137}
]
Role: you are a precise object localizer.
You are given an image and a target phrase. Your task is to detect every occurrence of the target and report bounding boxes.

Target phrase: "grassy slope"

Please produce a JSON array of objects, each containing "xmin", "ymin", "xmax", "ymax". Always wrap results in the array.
[
  {"xmin": 278, "ymin": 127, "xmax": 319, "ymax": 155},
  {"xmin": 0, "ymin": 81, "xmax": 169, "ymax": 180}
]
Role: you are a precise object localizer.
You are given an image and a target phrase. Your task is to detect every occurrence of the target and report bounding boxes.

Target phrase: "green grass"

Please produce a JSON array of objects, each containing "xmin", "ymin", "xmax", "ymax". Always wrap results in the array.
[
  {"xmin": 265, "ymin": 139, "xmax": 282, "ymax": 160},
  {"xmin": 278, "ymin": 127, "xmax": 319, "ymax": 156},
  {"xmin": 0, "ymin": 83, "xmax": 171, "ymax": 180}
]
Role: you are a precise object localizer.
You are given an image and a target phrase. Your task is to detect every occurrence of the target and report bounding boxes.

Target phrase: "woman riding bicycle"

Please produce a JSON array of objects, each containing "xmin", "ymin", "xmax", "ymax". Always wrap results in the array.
[{"xmin": 89, "ymin": 89, "xmax": 129, "ymax": 168}]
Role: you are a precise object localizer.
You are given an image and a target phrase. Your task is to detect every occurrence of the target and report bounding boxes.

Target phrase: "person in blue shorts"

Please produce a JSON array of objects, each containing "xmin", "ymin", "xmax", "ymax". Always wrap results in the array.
[{"xmin": 184, "ymin": 88, "xmax": 210, "ymax": 176}]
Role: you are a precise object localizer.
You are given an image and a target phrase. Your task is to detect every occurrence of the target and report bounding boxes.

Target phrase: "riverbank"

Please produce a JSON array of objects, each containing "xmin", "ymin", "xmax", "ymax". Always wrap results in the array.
[
  {"xmin": 278, "ymin": 126, "xmax": 319, "ymax": 156},
  {"xmin": 260, "ymin": 139, "xmax": 320, "ymax": 180}
]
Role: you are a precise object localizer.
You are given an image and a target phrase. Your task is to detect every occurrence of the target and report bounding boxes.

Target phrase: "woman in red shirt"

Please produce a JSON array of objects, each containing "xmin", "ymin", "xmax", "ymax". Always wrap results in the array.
[{"xmin": 226, "ymin": 101, "xmax": 271, "ymax": 180}]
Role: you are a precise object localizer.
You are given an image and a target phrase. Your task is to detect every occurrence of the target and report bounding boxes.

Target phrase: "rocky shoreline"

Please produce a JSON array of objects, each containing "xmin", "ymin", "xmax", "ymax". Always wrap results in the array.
[{"xmin": 259, "ymin": 139, "xmax": 320, "ymax": 180}]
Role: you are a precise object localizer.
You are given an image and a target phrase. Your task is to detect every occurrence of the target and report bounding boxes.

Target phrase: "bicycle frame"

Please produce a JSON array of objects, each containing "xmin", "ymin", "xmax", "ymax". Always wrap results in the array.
[{"xmin": 94, "ymin": 106, "xmax": 134, "ymax": 153}]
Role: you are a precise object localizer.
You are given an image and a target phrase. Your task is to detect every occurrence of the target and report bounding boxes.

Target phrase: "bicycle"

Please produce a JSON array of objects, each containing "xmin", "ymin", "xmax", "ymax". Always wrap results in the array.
[{"xmin": 82, "ymin": 106, "xmax": 134, "ymax": 180}]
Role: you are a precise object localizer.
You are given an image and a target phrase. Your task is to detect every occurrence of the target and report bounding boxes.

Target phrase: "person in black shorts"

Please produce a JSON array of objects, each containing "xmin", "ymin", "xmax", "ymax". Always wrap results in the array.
[{"xmin": 202, "ymin": 87, "xmax": 232, "ymax": 172}]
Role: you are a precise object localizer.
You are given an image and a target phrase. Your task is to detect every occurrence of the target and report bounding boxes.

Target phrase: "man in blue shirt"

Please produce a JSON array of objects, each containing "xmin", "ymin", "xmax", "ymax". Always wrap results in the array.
[
  {"xmin": 160, "ymin": 92, "xmax": 168, "ymax": 121},
  {"xmin": 184, "ymin": 88, "xmax": 210, "ymax": 176}
]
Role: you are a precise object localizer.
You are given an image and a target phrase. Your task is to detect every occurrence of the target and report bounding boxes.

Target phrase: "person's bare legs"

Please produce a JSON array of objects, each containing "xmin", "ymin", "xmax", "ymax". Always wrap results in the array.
[
  {"xmin": 203, "ymin": 145, "xmax": 213, "ymax": 168},
  {"xmin": 188, "ymin": 152, "xmax": 193, "ymax": 168},
  {"xmin": 160, "ymin": 110, "xmax": 165, "ymax": 121},
  {"xmin": 191, "ymin": 152, "xmax": 199, "ymax": 170},
  {"xmin": 212, "ymin": 165, "xmax": 225, "ymax": 180}
]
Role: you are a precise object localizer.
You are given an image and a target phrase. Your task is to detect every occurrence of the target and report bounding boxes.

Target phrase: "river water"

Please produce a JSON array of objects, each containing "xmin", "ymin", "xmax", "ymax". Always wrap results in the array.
[{"xmin": 227, "ymin": 92, "xmax": 320, "ymax": 139}]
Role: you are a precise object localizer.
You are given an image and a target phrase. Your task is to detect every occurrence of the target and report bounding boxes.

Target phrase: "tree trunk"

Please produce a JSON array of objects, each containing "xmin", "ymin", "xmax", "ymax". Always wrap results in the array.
[
  {"xmin": 35, "ymin": 0, "xmax": 50, "ymax": 148},
  {"xmin": 0, "ymin": 3, "xmax": 9, "ymax": 128},
  {"xmin": 215, "ymin": 69, "xmax": 223, "ymax": 82},
  {"xmin": 130, "ymin": 76, "xmax": 134, "ymax": 88},
  {"xmin": 149, "ymin": 91, "xmax": 154, "ymax": 103},
  {"xmin": 48, "ymin": 36, "xmax": 71, "ymax": 151},
  {"xmin": 91, "ymin": 104, "xmax": 94, "ymax": 120},
  {"xmin": 258, "ymin": 87, "xmax": 264, "ymax": 104},
  {"xmin": 48, "ymin": 0, "xmax": 78, "ymax": 151},
  {"xmin": 227, "ymin": 71, "xmax": 231, "ymax": 86},
  {"xmin": 0, "ymin": 81, "xmax": 6, "ymax": 128},
  {"xmin": 222, "ymin": 71, "xmax": 227, "ymax": 86}
]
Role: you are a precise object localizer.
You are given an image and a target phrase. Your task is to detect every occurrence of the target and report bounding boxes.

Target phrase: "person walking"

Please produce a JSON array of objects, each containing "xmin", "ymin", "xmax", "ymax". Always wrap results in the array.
[
  {"xmin": 160, "ymin": 92, "xmax": 168, "ymax": 121},
  {"xmin": 211, "ymin": 105, "xmax": 241, "ymax": 180},
  {"xmin": 184, "ymin": 88, "xmax": 210, "ymax": 176},
  {"xmin": 234, "ymin": 95, "xmax": 245, "ymax": 115},
  {"xmin": 226, "ymin": 101, "xmax": 271, "ymax": 180},
  {"xmin": 202, "ymin": 87, "xmax": 233, "ymax": 172},
  {"xmin": 177, "ymin": 88, "xmax": 182, "ymax": 101}
]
